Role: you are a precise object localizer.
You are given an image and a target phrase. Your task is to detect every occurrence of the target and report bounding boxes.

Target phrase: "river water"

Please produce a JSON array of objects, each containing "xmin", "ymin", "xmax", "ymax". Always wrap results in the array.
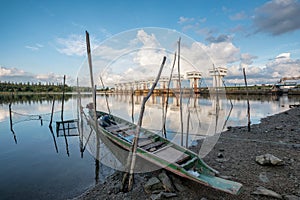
[{"xmin": 0, "ymin": 93, "xmax": 299, "ymax": 199}]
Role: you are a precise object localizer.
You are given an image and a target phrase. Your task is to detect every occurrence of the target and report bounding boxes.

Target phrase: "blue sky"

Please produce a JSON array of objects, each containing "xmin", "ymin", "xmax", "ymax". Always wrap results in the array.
[{"xmin": 1, "ymin": 0, "xmax": 300, "ymax": 85}]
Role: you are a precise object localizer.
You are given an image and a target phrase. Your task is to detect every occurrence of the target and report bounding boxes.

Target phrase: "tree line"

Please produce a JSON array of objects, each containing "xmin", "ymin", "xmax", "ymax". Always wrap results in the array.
[{"xmin": 0, "ymin": 81, "xmax": 73, "ymax": 93}]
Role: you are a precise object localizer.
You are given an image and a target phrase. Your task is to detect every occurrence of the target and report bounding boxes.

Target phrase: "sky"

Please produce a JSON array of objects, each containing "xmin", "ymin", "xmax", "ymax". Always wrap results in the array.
[{"xmin": 0, "ymin": 0, "xmax": 300, "ymax": 86}]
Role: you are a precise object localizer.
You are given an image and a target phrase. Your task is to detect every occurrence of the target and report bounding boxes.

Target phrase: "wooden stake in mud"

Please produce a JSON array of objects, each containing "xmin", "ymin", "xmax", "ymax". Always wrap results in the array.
[
  {"xmin": 177, "ymin": 37, "xmax": 184, "ymax": 147},
  {"xmin": 162, "ymin": 51, "xmax": 177, "ymax": 138},
  {"xmin": 243, "ymin": 68, "xmax": 251, "ymax": 132},
  {"xmin": 61, "ymin": 75, "xmax": 66, "ymax": 121},
  {"xmin": 9, "ymin": 103, "xmax": 17, "ymax": 144},
  {"xmin": 123, "ymin": 56, "xmax": 167, "ymax": 192},
  {"xmin": 86, "ymin": 31, "xmax": 98, "ymax": 130},
  {"xmin": 49, "ymin": 97, "xmax": 55, "ymax": 128},
  {"xmin": 131, "ymin": 88, "xmax": 135, "ymax": 123}
]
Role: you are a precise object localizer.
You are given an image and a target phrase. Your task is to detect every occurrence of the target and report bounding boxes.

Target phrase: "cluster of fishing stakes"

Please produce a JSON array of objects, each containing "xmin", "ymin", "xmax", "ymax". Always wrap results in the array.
[{"xmin": 85, "ymin": 31, "xmax": 243, "ymax": 194}]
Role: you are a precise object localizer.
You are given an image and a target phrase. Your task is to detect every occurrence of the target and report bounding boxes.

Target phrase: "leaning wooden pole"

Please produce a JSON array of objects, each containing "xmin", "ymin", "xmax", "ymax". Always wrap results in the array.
[
  {"xmin": 9, "ymin": 103, "xmax": 13, "ymax": 132},
  {"xmin": 243, "ymin": 68, "xmax": 251, "ymax": 132},
  {"xmin": 86, "ymin": 31, "xmax": 98, "ymax": 131},
  {"xmin": 162, "ymin": 51, "xmax": 176, "ymax": 138},
  {"xmin": 9, "ymin": 103, "xmax": 17, "ymax": 144},
  {"xmin": 124, "ymin": 56, "xmax": 167, "ymax": 191},
  {"xmin": 177, "ymin": 37, "xmax": 184, "ymax": 147},
  {"xmin": 49, "ymin": 97, "xmax": 55, "ymax": 128}
]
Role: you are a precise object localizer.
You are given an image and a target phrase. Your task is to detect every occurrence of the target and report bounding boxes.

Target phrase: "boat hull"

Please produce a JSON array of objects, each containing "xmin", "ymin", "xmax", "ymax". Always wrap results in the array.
[{"xmin": 90, "ymin": 110, "xmax": 242, "ymax": 195}]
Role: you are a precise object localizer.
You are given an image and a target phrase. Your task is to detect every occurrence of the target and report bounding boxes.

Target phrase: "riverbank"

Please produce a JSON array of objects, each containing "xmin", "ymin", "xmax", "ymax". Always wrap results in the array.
[{"xmin": 74, "ymin": 107, "xmax": 300, "ymax": 200}]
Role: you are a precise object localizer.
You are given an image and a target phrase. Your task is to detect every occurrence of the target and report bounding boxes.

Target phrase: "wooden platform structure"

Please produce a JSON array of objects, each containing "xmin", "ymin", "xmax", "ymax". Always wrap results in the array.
[{"xmin": 56, "ymin": 119, "xmax": 79, "ymax": 137}]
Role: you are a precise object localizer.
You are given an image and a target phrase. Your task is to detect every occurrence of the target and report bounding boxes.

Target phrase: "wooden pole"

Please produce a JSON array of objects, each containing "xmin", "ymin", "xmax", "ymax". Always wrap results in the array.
[
  {"xmin": 243, "ymin": 68, "xmax": 251, "ymax": 132},
  {"xmin": 186, "ymin": 108, "xmax": 190, "ymax": 148},
  {"xmin": 9, "ymin": 103, "xmax": 13, "ymax": 131},
  {"xmin": 9, "ymin": 103, "xmax": 17, "ymax": 144},
  {"xmin": 177, "ymin": 37, "xmax": 184, "ymax": 147},
  {"xmin": 162, "ymin": 52, "xmax": 176, "ymax": 138},
  {"xmin": 99, "ymin": 75, "xmax": 111, "ymax": 116},
  {"xmin": 131, "ymin": 88, "xmax": 134, "ymax": 123},
  {"xmin": 123, "ymin": 56, "xmax": 166, "ymax": 191},
  {"xmin": 86, "ymin": 31, "xmax": 98, "ymax": 130},
  {"xmin": 49, "ymin": 97, "xmax": 55, "ymax": 128},
  {"xmin": 49, "ymin": 126, "xmax": 59, "ymax": 153},
  {"xmin": 61, "ymin": 75, "xmax": 66, "ymax": 121}
]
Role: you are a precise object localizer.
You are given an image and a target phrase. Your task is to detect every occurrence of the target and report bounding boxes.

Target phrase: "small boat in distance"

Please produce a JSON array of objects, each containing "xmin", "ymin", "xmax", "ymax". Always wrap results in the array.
[{"xmin": 88, "ymin": 109, "xmax": 242, "ymax": 195}]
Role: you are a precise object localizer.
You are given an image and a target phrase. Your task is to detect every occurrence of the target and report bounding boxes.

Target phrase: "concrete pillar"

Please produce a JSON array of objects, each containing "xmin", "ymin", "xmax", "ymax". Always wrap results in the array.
[
  {"xmin": 209, "ymin": 67, "xmax": 227, "ymax": 88},
  {"xmin": 159, "ymin": 76, "xmax": 169, "ymax": 89},
  {"xmin": 186, "ymin": 71, "xmax": 202, "ymax": 92},
  {"xmin": 171, "ymin": 74, "xmax": 184, "ymax": 89}
]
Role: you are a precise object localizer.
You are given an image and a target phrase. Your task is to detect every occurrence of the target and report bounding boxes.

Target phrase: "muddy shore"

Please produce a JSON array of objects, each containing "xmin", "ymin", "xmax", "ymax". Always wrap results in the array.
[{"xmin": 74, "ymin": 106, "xmax": 300, "ymax": 200}]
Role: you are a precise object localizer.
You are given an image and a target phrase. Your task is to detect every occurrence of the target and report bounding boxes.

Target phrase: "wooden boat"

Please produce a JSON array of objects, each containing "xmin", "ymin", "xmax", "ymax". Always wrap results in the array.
[{"xmin": 90, "ymin": 110, "xmax": 242, "ymax": 195}]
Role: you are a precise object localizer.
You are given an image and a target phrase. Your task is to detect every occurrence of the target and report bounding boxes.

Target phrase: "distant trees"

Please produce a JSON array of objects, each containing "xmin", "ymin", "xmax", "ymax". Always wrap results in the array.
[{"xmin": 0, "ymin": 81, "xmax": 73, "ymax": 93}]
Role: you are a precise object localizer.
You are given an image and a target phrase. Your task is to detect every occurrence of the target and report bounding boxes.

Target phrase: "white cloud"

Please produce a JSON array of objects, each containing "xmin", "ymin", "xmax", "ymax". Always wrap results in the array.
[
  {"xmin": 0, "ymin": 66, "xmax": 67, "ymax": 84},
  {"xmin": 205, "ymin": 41, "xmax": 240, "ymax": 65},
  {"xmin": 241, "ymin": 53, "xmax": 257, "ymax": 65},
  {"xmin": 25, "ymin": 43, "xmax": 44, "ymax": 51},
  {"xmin": 275, "ymin": 52, "xmax": 290, "ymax": 59},
  {"xmin": 265, "ymin": 52, "xmax": 300, "ymax": 78},
  {"xmin": 178, "ymin": 16, "xmax": 194, "ymax": 24},
  {"xmin": 253, "ymin": 0, "xmax": 300, "ymax": 35},
  {"xmin": 55, "ymin": 34, "xmax": 99, "ymax": 56},
  {"xmin": 76, "ymin": 28, "xmax": 300, "ymax": 87},
  {"xmin": 225, "ymin": 52, "xmax": 300, "ymax": 85}
]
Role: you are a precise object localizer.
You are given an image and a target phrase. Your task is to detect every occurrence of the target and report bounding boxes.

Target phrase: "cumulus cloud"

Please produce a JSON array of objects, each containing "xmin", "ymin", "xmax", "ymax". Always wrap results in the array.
[
  {"xmin": 225, "ymin": 52, "xmax": 300, "ymax": 85},
  {"xmin": 205, "ymin": 34, "xmax": 232, "ymax": 43},
  {"xmin": 253, "ymin": 0, "xmax": 300, "ymax": 35},
  {"xmin": 265, "ymin": 53, "xmax": 300, "ymax": 78},
  {"xmin": 240, "ymin": 53, "xmax": 257, "ymax": 65},
  {"xmin": 204, "ymin": 41, "xmax": 241, "ymax": 65},
  {"xmin": 76, "ymin": 28, "xmax": 299, "ymax": 87},
  {"xmin": 0, "ymin": 66, "xmax": 67, "ymax": 84},
  {"xmin": 177, "ymin": 16, "xmax": 210, "ymax": 36},
  {"xmin": 55, "ymin": 34, "xmax": 99, "ymax": 56}
]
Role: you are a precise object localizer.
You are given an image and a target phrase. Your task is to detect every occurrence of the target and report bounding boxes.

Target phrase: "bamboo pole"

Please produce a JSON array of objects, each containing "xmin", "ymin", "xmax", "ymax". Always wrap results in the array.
[
  {"xmin": 177, "ymin": 37, "xmax": 184, "ymax": 147},
  {"xmin": 162, "ymin": 52, "xmax": 177, "ymax": 138},
  {"xmin": 123, "ymin": 56, "xmax": 166, "ymax": 191},
  {"xmin": 243, "ymin": 68, "xmax": 251, "ymax": 132}
]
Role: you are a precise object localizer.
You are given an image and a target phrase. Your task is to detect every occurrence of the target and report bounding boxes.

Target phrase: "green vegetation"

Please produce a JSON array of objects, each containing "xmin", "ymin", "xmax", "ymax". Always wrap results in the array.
[{"xmin": 0, "ymin": 81, "xmax": 73, "ymax": 93}]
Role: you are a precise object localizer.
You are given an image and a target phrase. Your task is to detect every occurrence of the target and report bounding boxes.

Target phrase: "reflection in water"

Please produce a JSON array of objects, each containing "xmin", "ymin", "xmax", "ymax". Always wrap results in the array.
[
  {"xmin": 88, "ymin": 93, "xmax": 300, "ymax": 146},
  {"xmin": 48, "ymin": 126, "xmax": 58, "ymax": 153},
  {"xmin": 0, "ymin": 93, "xmax": 299, "ymax": 199},
  {"xmin": 0, "ymin": 95, "xmax": 118, "ymax": 200},
  {"xmin": 76, "ymin": 91, "xmax": 300, "ymax": 172}
]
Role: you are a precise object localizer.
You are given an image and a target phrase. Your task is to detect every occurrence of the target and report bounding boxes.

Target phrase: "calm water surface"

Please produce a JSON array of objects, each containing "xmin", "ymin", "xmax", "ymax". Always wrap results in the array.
[{"xmin": 0, "ymin": 94, "xmax": 299, "ymax": 199}]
